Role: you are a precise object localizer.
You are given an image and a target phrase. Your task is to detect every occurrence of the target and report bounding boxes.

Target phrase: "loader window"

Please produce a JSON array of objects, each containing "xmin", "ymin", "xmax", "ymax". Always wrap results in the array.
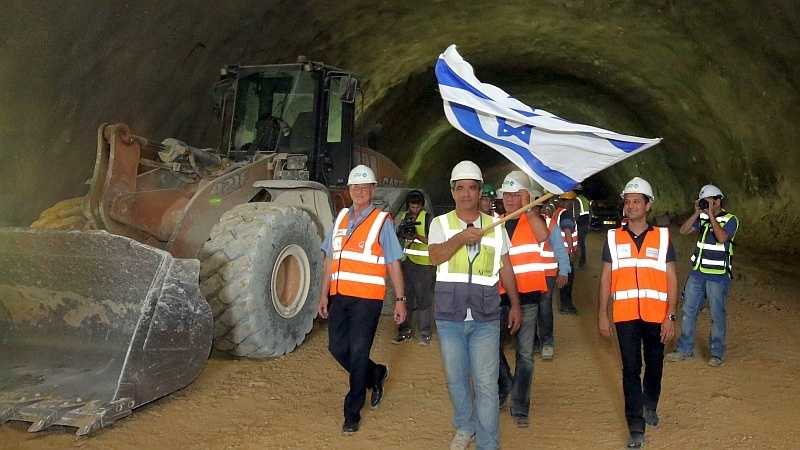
[
  {"xmin": 327, "ymin": 77, "xmax": 344, "ymax": 143},
  {"xmin": 229, "ymin": 70, "xmax": 318, "ymax": 160}
]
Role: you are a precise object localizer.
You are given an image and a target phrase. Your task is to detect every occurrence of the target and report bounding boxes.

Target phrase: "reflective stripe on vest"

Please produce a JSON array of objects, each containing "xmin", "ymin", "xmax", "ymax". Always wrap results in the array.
[
  {"xmin": 691, "ymin": 212, "xmax": 737, "ymax": 276},
  {"xmin": 329, "ymin": 208, "xmax": 388, "ymax": 300},
  {"xmin": 608, "ymin": 226, "xmax": 670, "ymax": 323},
  {"xmin": 499, "ymin": 214, "xmax": 548, "ymax": 294},
  {"xmin": 398, "ymin": 210, "xmax": 432, "ymax": 265},
  {"xmin": 435, "ymin": 211, "xmax": 502, "ymax": 286},
  {"xmin": 554, "ymin": 207, "xmax": 579, "ymax": 249},
  {"xmin": 541, "ymin": 215, "xmax": 560, "ymax": 276}
]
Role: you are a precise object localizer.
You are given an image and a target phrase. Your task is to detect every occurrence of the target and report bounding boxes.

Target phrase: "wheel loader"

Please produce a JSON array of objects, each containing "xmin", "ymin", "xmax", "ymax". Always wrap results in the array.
[{"xmin": 0, "ymin": 59, "xmax": 419, "ymax": 435}]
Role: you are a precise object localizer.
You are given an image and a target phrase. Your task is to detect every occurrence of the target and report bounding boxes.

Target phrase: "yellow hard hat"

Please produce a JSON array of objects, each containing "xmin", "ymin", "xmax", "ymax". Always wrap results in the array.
[{"xmin": 559, "ymin": 191, "xmax": 577, "ymax": 200}]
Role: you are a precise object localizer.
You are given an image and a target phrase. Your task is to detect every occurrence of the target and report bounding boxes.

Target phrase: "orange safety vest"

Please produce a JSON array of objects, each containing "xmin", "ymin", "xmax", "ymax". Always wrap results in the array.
[
  {"xmin": 553, "ymin": 207, "xmax": 578, "ymax": 251},
  {"xmin": 607, "ymin": 226, "xmax": 670, "ymax": 323},
  {"xmin": 541, "ymin": 214, "xmax": 559, "ymax": 277},
  {"xmin": 329, "ymin": 207, "xmax": 389, "ymax": 301},
  {"xmin": 499, "ymin": 213, "xmax": 548, "ymax": 295}
]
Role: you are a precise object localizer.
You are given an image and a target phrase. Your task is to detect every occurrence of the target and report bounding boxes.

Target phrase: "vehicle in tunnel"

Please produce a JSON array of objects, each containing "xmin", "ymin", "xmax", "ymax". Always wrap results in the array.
[
  {"xmin": 2, "ymin": 59, "xmax": 416, "ymax": 436},
  {"xmin": 589, "ymin": 198, "xmax": 623, "ymax": 230}
]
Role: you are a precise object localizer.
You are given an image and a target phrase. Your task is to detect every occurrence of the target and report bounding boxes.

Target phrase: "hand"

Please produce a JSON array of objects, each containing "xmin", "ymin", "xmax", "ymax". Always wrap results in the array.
[
  {"xmin": 459, "ymin": 227, "xmax": 483, "ymax": 245},
  {"xmin": 693, "ymin": 199, "xmax": 702, "ymax": 214},
  {"xmin": 394, "ymin": 302, "xmax": 407, "ymax": 325},
  {"xmin": 556, "ymin": 275, "xmax": 568, "ymax": 289},
  {"xmin": 598, "ymin": 313, "xmax": 613, "ymax": 337},
  {"xmin": 660, "ymin": 319, "xmax": 675, "ymax": 344},
  {"xmin": 507, "ymin": 305, "xmax": 522, "ymax": 335},
  {"xmin": 318, "ymin": 294, "xmax": 329, "ymax": 319}
]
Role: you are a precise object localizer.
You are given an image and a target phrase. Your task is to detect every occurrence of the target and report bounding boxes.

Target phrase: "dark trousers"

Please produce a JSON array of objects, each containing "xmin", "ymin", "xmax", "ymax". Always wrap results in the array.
[
  {"xmin": 328, "ymin": 294, "xmax": 384, "ymax": 422},
  {"xmin": 615, "ymin": 320, "xmax": 665, "ymax": 434},
  {"xmin": 559, "ymin": 263, "xmax": 576, "ymax": 311},
  {"xmin": 398, "ymin": 260, "xmax": 435, "ymax": 337},
  {"xmin": 577, "ymin": 218, "xmax": 590, "ymax": 266},
  {"xmin": 499, "ymin": 306, "xmax": 512, "ymax": 403}
]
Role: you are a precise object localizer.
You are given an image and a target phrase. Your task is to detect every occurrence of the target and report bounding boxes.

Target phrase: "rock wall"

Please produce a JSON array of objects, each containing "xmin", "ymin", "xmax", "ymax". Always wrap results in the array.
[{"xmin": 2, "ymin": 0, "xmax": 798, "ymax": 253}]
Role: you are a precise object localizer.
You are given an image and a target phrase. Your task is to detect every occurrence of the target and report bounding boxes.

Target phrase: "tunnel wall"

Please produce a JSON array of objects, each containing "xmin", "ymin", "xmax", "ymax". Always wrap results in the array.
[{"xmin": 2, "ymin": 1, "xmax": 799, "ymax": 254}]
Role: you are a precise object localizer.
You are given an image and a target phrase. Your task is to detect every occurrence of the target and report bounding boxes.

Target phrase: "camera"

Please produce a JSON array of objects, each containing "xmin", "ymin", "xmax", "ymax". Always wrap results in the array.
[
  {"xmin": 698, "ymin": 198, "xmax": 709, "ymax": 210},
  {"xmin": 398, "ymin": 216, "xmax": 420, "ymax": 240}
]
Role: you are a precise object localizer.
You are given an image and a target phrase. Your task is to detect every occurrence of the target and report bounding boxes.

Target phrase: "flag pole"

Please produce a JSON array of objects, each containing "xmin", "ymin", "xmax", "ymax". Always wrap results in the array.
[{"xmin": 482, "ymin": 192, "xmax": 555, "ymax": 234}]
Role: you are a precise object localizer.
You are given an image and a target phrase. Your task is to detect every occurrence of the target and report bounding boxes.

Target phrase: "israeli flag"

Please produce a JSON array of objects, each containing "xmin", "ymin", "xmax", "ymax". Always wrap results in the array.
[{"xmin": 435, "ymin": 45, "xmax": 662, "ymax": 194}]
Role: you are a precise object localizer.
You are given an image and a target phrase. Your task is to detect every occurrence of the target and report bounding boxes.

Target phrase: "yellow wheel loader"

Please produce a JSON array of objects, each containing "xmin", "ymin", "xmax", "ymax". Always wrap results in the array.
[{"xmin": 1, "ymin": 59, "xmax": 417, "ymax": 435}]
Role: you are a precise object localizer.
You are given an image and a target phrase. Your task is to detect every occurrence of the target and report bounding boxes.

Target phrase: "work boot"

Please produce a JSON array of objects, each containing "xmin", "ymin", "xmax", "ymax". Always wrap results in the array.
[
  {"xmin": 665, "ymin": 351, "xmax": 692, "ymax": 362},
  {"xmin": 449, "ymin": 430, "xmax": 475, "ymax": 450},
  {"xmin": 644, "ymin": 407, "xmax": 659, "ymax": 427},
  {"xmin": 342, "ymin": 418, "xmax": 360, "ymax": 434},
  {"xmin": 626, "ymin": 432, "xmax": 645, "ymax": 448},
  {"xmin": 391, "ymin": 329, "xmax": 414, "ymax": 344},
  {"xmin": 541, "ymin": 345, "xmax": 554, "ymax": 360},
  {"xmin": 708, "ymin": 357, "xmax": 724, "ymax": 367},
  {"xmin": 559, "ymin": 304, "xmax": 578, "ymax": 315},
  {"xmin": 418, "ymin": 334, "xmax": 432, "ymax": 346},
  {"xmin": 513, "ymin": 415, "xmax": 530, "ymax": 428}
]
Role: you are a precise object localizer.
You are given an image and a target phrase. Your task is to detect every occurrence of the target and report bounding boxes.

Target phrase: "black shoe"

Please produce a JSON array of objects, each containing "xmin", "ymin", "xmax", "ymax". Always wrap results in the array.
[
  {"xmin": 498, "ymin": 395, "xmax": 508, "ymax": 411},
  {"xmin": 644, "ymin": 408, "xmax": 659, "ymax": 427},
  {"xmin": 626, "ymin": 432, "xmax": 644, "ymax": 448},
  {"xmin": 391, "ymin": 330, "xmax": 414, "ymax": 344},
  {"xmin": 370, "ymin": 365, "xmax": 389, "ymax": 408},
  {"xmin": 342, "ymin": 419, "xmax": 360, "ymax": 434}
]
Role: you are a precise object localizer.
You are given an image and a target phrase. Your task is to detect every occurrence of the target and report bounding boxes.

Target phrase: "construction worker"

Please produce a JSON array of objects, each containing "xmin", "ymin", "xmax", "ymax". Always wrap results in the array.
[
  {"xmin": 428, "ymin": 161, "xmax": 521, "ymax": 450},
  {"xmin": 479, "ymin": 183, "xmax": 497, "ymax": 217},
  {"xmin": 318, "ymin": 165, "xmax": 407, "ymax": 434},
  {"xmin": 574, "ymin": 185, "xmax": 591, "ymax": 267},
  {"xmin": 597, "ymin": 177, "xmax": 677, "ymax": 449},
  {"xmin": 667, "ymin": 184, "xmax": 739, "ymax": 367},
  {"xmin": 494, "ymin": 171, "xmax": 549, "ymax": 428},
  {"xmin": 393, "ymin": 190, "xmax": 435, "ymax": 345},
  {"xmin": 554, "ymin": 192, "xmax": 579, "ymax": 314}
]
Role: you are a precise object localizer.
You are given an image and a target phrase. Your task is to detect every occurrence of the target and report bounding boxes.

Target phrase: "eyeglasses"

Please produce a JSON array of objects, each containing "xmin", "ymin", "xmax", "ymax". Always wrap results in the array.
[{"xmin": 349, "ymin": 184, "xmax": 373, "ymax": 192}]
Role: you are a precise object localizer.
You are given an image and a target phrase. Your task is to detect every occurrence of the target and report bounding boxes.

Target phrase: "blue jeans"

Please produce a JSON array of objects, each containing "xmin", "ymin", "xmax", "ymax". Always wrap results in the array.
[
  {"xmin": 676, "ymin": 273, "xmax": 731, "ymax": 359},
  {"xmin": 510, "ymin": 303, "xmax": 539, "ymax": 417},
  {"xmin": 437, "ymin": 319, "xmax": 501, "ymax": 450},
  {"xmin": 537, "ymin": 276, "xmax": 556, "ymax": 346}
]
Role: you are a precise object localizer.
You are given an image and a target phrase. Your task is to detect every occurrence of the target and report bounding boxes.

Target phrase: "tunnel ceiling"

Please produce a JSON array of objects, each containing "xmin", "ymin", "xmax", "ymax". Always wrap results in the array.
[{"xmin": 2, "ymin": 0, "xmax": 799, "ymax": 253}]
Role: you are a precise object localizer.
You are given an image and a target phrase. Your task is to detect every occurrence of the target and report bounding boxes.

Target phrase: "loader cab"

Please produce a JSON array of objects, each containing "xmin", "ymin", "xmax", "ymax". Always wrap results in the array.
[{"xmin": 213, "ymin": 61, "xmax": 357, "ymax": 187}]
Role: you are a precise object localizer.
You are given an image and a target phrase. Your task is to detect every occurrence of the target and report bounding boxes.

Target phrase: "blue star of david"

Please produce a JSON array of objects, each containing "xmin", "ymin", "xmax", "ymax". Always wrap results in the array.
[{"xmin": 496, "ymin": 117, "xmax": 533, "ymax": 145}]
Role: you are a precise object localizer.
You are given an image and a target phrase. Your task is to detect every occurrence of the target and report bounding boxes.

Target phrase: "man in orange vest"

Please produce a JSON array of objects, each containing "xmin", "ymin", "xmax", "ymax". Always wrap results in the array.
[
  {"xmin": 495, "ymin": 171, "xmax": 550, "ymax": 428},
  {"xmin": 597, "ymin": 177, "xmax": 677, "ymax": 449},
  {"xmin": 318, "ymin": 165, "xmax": 407, "ymax": 434}
]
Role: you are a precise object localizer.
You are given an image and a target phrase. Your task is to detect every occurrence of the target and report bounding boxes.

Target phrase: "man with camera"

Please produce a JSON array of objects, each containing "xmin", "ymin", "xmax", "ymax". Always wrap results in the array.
[
  {"xmin": 667, "ymin": 184, "xmax": 739, "ymax": 367},
  {"xmin": 393, "ymin": 190, "xmax": 436, "ymax": 345}
]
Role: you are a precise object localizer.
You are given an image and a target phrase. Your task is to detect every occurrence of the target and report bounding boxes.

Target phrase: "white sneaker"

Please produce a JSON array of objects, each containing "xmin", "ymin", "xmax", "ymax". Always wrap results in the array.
[
  {"xmin": 449, "ymin": 430, "xmax": 475, "ymax": 450},
  {"xmin": 542, "ymin": 345, "xmax": 554, "ymax": 360}
]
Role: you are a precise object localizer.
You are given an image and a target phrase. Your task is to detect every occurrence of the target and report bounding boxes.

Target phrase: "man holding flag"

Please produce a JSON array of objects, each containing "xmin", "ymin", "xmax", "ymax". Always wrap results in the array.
[{"xmin": 428, "ymin": 160, "xmax": 521, "ymax": 450}]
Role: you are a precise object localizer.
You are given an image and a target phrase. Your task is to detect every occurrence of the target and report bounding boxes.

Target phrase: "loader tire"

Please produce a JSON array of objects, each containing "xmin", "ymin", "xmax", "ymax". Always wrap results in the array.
[
  {"xmin": 199, "ymin": 203, "xmax": 322, "ymax": 358},
  {"xmin": 30, "ymin": 196, "xmax": 92, "ymax": 230}
]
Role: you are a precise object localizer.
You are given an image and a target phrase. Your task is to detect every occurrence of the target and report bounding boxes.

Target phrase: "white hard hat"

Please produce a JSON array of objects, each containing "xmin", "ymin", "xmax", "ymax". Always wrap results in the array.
[
  {"xmin": 347, "ymin": 164, "xmax": 377, "ymax": 185},
  {"xmin": 620, "ymin": 176, "xmax": 655, "ymax": 201},
  {"xmin": 499, "ymin": 171, "xmax": 543, "ymax": 197},
  {"xmin": 698, "ymin": 184, "xmax": 724, "ymax": 200},
  {"xmin": 450, "ymin": 160, "xmax": 483, "ymax": 183}
]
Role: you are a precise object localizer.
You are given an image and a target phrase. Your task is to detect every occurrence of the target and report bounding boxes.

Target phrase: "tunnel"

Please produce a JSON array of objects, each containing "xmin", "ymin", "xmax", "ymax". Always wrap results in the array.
[
  {"xmin": 3, "ymin": 2, "xmax": 800, "ymax": 448},
  {"xmin": 3, "ymin": 1, "xmax": 799, "ymax": 253}
]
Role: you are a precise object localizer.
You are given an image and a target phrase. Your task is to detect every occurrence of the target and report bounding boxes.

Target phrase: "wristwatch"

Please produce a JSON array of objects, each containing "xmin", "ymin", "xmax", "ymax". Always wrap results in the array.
[
  {"xmin": 668, "ymin": 313, "xmax": 677, "ymax": 321},
  {"xmin": 395, "ymin": 296, "xmax": 407, "ymax": 303}
]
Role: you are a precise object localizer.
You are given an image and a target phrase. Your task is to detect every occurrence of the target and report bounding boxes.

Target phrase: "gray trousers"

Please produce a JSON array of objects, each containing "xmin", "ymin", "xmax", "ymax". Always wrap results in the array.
[{"xmin": 399, "ymin": 259, "xmax": 435, "ymax": 336}]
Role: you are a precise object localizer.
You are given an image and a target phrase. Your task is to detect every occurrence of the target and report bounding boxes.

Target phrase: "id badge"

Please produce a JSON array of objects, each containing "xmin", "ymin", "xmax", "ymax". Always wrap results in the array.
[
  {"xmin": 646, "ymin": 247, "xmax": 659, "ymax": 259},
  {"xmin": 616, "ymin": 244, "xmax": 632, "ymax": 259}
]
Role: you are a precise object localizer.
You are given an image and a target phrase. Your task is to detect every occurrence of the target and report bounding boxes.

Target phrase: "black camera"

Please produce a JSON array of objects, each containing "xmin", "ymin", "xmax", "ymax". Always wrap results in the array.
[
  {"xmin": 698, "ymin": 198, "xmax": 709, "ymax": 210},
  {"xmin": 398, "ymin": 216, "xmax": 420, "ymax": 240}
]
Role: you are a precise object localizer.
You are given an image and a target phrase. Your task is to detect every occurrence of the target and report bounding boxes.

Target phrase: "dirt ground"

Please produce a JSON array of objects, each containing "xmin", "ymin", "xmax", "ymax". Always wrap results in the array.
[{"xmin": 2, "ymin": 230, "xmax": 799, "ymax": 450}]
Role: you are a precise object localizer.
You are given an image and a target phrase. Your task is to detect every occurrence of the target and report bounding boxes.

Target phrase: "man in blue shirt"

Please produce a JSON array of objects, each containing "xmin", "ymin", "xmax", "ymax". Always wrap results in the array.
[
  {"xmin": 667, "ymin": 184, "xmax": 739, "ymax": 367},
  {"xmin": 318, "ymin": 165, "xmax": 407, "ymax": 434}
]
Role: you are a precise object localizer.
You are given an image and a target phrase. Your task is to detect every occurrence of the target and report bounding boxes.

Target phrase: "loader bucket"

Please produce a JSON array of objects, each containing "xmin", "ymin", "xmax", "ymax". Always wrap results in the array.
[{"xmin": 0, "ymin": 229, "xmax": 212, "ymax": 436}]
